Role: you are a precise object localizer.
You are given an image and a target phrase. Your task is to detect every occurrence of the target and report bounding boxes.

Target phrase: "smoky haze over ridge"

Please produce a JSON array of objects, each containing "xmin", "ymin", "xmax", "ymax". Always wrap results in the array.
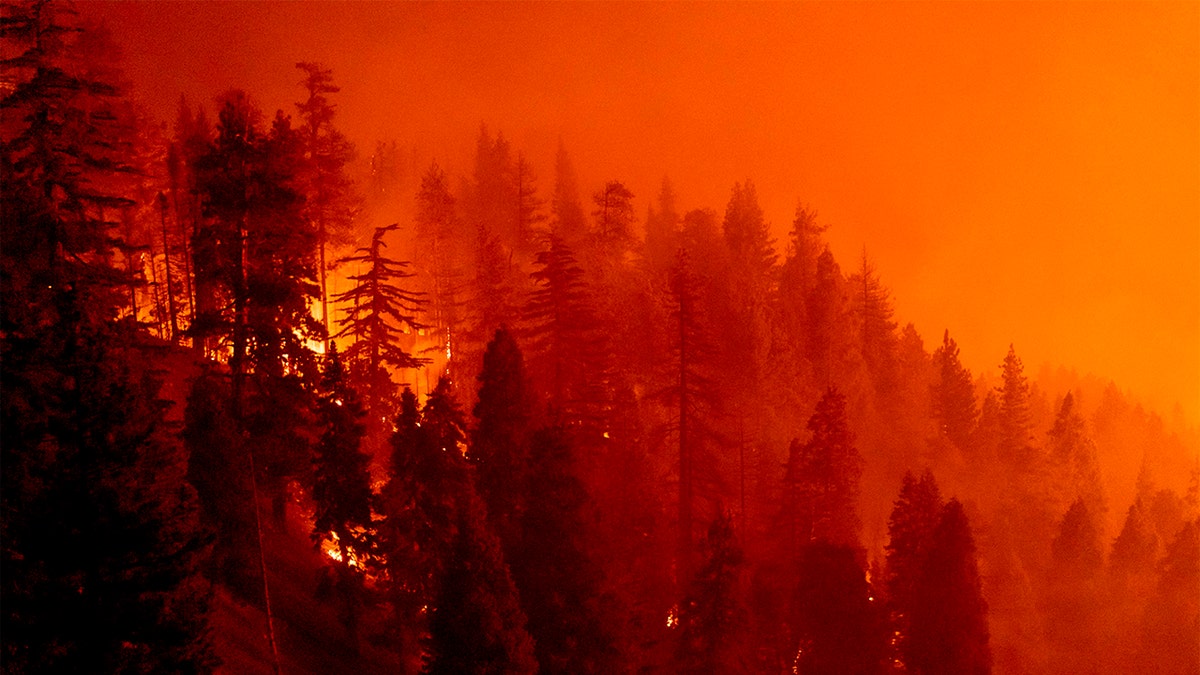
[{"xmin": 92, "ymin": 0, "xmax": 1200, "ymax": 423}]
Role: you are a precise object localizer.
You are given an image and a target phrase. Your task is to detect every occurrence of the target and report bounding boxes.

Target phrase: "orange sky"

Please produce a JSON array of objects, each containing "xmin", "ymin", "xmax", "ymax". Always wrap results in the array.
[{"xmin": 92, "ymin": 1, "xmax": 1199, "ymax": 423}]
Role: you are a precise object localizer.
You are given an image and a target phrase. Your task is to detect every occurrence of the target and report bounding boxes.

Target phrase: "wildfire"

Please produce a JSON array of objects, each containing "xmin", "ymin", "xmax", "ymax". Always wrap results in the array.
[
  {"xmin": 666, "ymin": 604, "xmax": 680, "ymax": 629},
  {"xmin": 321, "ymin": 532, "xmax": 359, "ymax": 568}
]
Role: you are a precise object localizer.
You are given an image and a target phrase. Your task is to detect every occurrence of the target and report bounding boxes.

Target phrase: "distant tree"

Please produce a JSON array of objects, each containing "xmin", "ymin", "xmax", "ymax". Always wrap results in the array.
[
  {"xmin": 526, "ymin": 234, "xmax": 605, "ymax": 426},
  {"xmin": 1044, "ymin": 499, "xmax": 1104, "ymax": 674},
  {"xmin": 783, "ymin": 387, "xmax": 864, "ymax": 549},
  {"xmin": 674, "ymin": 510, "xmax": 749, "ymax": 675},
  {"xmin": 425, "ymin": 491, "xmax": 538, "ymax": 675},
  {"xmin": 512, "ymin": 425, "xmax": 620, "ymax": 673},
  {"xmin": 722, "ymin": 180, "xmax": 777, "ymax": 282},
  {"xmin": 930, "ymin": 330, "xmax": 977, "ymax": 451},
  {"xmin": 665, "ymin": 247, "xmax": 722, "ymax": 575},
  {"xmin": 720, "ymin": 180, "xmax": 776, "ymax": 409},
  {"xmin": 884, "ymin": 470, "xmax": 944, "ymax": 669},
  {"xmin": 792, "ymin": 541, "xmax": 886, "ymax": 675},
  {"xmin": 550, "ymin": 140, "xmax": 587, "ymax": 245},
  {"xmin": 996, "ymin": 345, "xmax": 1034, "ymax": 468},
  {"xmin": 416, "ymin": 161, "xmax": 465, "ymax": 372},
  {"xmin": 469, "ymin": 326, "xmax": 535, "ymax": 552},
  {"xmin": 514, "ymin": 152, "xmax": 547, "ymax": 252},
  {"xmin": 334, "ymin": 223, "xmax": 427, "ymax": 411},
  {"xmin": 1110, "ymin": 497, "xmax": 1158, "ymax": 585},
  {"xmin": 1140, "ymin": 519, "xmax": 1200, "ymax": 675},
  {"xmin": 909, "ymin": 500, "xmax": 991, "ymax": 675},
  {"xmin": 849, "ymin": 248, "xmax": 898, "ymax": 391},
  {"xmin": 468, "ymin": 125, "xmax": 517, "ymax": 249},
  {"xmin": 643, "ymin": 176, "xmax": 681, "ymax": 273},
  {"xmin": 806, "ymin": 247, "xmax": 851, "ymax": 387},
  {"xmin": 1047, "ymin": 393, "xmax": 1105, "ymax": 521},
  {"xmin": 592, "ymin": 180, "xmax": 637, "ymax": 254},
  {"xmin": 777, "ymin": 203, "xmax": 827, "ymax": 365},
  {"xmin": 311, "ymin": 344, "xmax": 373, "ymax": 637},
  {"xmin": 295, "ymin": 62, "xmax": 357, "ymax": 346}
]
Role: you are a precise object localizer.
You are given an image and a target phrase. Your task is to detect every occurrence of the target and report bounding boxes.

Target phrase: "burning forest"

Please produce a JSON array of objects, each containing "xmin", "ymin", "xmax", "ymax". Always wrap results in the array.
[{"xmin": 2, "ymin": 1, "xmax": 1198, "ymax": 674}]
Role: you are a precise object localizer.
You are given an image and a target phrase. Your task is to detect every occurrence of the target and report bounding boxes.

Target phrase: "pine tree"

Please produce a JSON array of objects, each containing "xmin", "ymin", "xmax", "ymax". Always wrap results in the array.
[
  {"xmin": 1044, "ymin": 498, "xmax": 1104, "ymax": 674},
  {"xmin": 1110, "ymin": 497, "xmax": 1157, "ymax": 585},
  {"xmin": 996, "ymin": 344, "xmax": 1033, "ymax": 468},
  {"xmin": 777, "ymin": 203, "xmax": 827, "ymax": 367},
  {"xmin": 674, "ymin": 510, "xmax": 748, "ymax": 675},
  {"xmin": 377, "ymin": 382, "xmax": 470, "ymax": 663},
  {"xmin": 550, "ymin": 140, "xmax": 587, "ymax": 245},
  {"xmin": 415, "ymin": 161, "xmax": 464, "ymax": 373},
  {"xmin": 2, "ymin": 7, "xmax": 213, "ymax": 669},
  {"xmin": 909, "ymin": 500, "xmax": 991, "ymax": 675},
  {"xmin": 849, "ymin": 248, "xmax": 898, "ymax": 392},
  {"xmin": 513, "ymin": 151, "xmax": 546, "ymax": 253},
  {"xmin": 884, "ymin": 470, "xmax": 944, "ymax": 669},
  {"xmin": 783, "ymin": 387, "xmax": 863, "ymax": 549},
  {"xmin": 666, "ymin": 247, "xmax": 722, "ymax": 576},
  {"xmin": 311, "ymin": 344, "xmax": 373, "ymax": 632},
  {"xmin": 295, "ymin": 62, "xmax": 357, "ymax": 347},
  {"xmin": 1047, "ymin": 392, "xmax": 1105, "ymax": 519},
  {"xmin": 791, "ymin": 541, "xmax": 886, "ymax": 675},
  {"xmin": 425, "ymin": 491, "xmax": 538, "ymax": 675},
  {"xmin": 334, "ymin": 222, "xmax": 427, "ymax": 411},
  {"xmin": 525, "ymin": 234, "xmax": 604, "ymax": 426},
  {"xmin": 513, "ymin": 425, "xmax": 620, "ymax": 673},
  {"xmin": 1140, "ymin": 519, "xmax": 1199, "ymax": 675},
  {"xmin": 806, "ymin": 247, "xmax": 850, "ymax": 388},
  {"xmin": 930, "ymin": 330, "xmax": 977, "ymax": 451},
  {"xmin": 469, "ymin": 326, "xmax": 535, "ymax": 552},
  {"xmin": 643, "ymin": 176, "xmax": 681, "ymax": 273},
  {"xmin": 592, "ymin": 180, "xmax": 636, "ymax": 255}
]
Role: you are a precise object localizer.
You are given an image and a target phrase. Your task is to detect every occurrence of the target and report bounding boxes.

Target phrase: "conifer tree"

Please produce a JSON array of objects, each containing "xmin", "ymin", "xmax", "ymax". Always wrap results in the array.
[
  {"xmin": 783, "ymin": 387, "xmax": 863, "ymax": 549},
  {"xmin": 469, "ymin": 326, "xmax": 535, "ymax": 551},
  {"xmin": 1110, "ymin": 497, "xmax": 1157, "ymax": 586},
  {"xmin": 426, "ymin": 491, "xmax": 538, "ymax": 675},
  {"xmin": 674, "ymin": 510, "xmax": 748, "ymax": 675},
  {"xmin": 777, "ymin": 203, "xmax": 827, "ymax": 366},
  {"xmin": 666, "ymin": 247, "xmax": 722, "ymax": 575},
  {"xmin": 791, "ymin": 541, "xmax": 886, "ymax": 675},
  {"xmin": 526, "ymin": 234, "xmax": 604, "ymax": 425},
  {"xmin": 1140, "ymin": 519, "xmax": 1199, "ymax": 675},
  {"xmin": 334, "ymin": 222, "xmax": 427, "ymax": 410},
  {"xmin": 849, "ymin": 248, "xmax": 898, "ymax": 392},
  {"xmin": 296, "ymin": 61, "xmax": 357, "ymax": 346},
  {"xmin": 1047, "ymin": 392, "xmax": 1105, "ymax": 519},
  {"xmin": 312, "ymin": 343, "xmax": 373, "ymax": 565},
  {"xmin": 930, "ymin": 330, "xmax": 977, "ymax": 451},
  {"xmin": 884, "ymin": 470, "xmax": 944, "ymax": 669},
  {"xmin": 415, "ymin": 161, "xmax": 464, "ymax": 372},
  {"xmin": 377, "ymin": 381, "xmax": 470, "ymax": 663},
  {"xmin": 644, "ymin": 176, "xmax": 681, "ymax": 274},
  {"xmin": 909, "ymin": 500, "xmax": 991, "ymax": 675},
  {"xmin": 2, "ymin": 7, "xmax": 213, "ymax": 669},
  {"xmin": 996, "ymin": 345, "xmax": 1033, "ymax": 468},
  {"xmin": 550, "ymin": 140, "xmax": 587, "ymax": 245},
  {"xmin": 806, "ymin": 247, "xmax": 850, "ymax": 388},
  {"xmin": 513, "ymin": 425, "xmax": 620, "ymax": 673},
  {"xmin": 1044, "ymin": 498, "xmax": 1104, "ymax": 673},
  {"xmin": 592, "ymin": 180, "xmax": 637, "ymax": 255}
]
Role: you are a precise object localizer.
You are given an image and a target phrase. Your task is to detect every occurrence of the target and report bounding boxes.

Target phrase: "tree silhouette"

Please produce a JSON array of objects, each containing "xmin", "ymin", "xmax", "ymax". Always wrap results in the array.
[{"xmin": 909, "ymin": 500, "xmax": 991, "ymax": 675}]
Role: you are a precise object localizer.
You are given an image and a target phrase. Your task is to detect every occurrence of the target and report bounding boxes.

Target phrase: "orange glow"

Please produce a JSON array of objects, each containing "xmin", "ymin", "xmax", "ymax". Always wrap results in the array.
[{"xmin": 92, "ymin": 2, "xmax": 1198, "ymax": 423}]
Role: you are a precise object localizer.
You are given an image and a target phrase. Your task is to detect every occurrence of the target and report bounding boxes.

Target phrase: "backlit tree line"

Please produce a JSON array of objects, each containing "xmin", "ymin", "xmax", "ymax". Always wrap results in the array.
[{"xmin": 3, "ymin": 4, "xmax": 1197, "ymax": 674}]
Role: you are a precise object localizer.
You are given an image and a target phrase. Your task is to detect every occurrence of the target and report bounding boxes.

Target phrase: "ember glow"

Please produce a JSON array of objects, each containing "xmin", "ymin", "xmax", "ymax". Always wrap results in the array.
[{"xmin": 3, "ymin": 2, "xmax": 1197, "ymax": 674}]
